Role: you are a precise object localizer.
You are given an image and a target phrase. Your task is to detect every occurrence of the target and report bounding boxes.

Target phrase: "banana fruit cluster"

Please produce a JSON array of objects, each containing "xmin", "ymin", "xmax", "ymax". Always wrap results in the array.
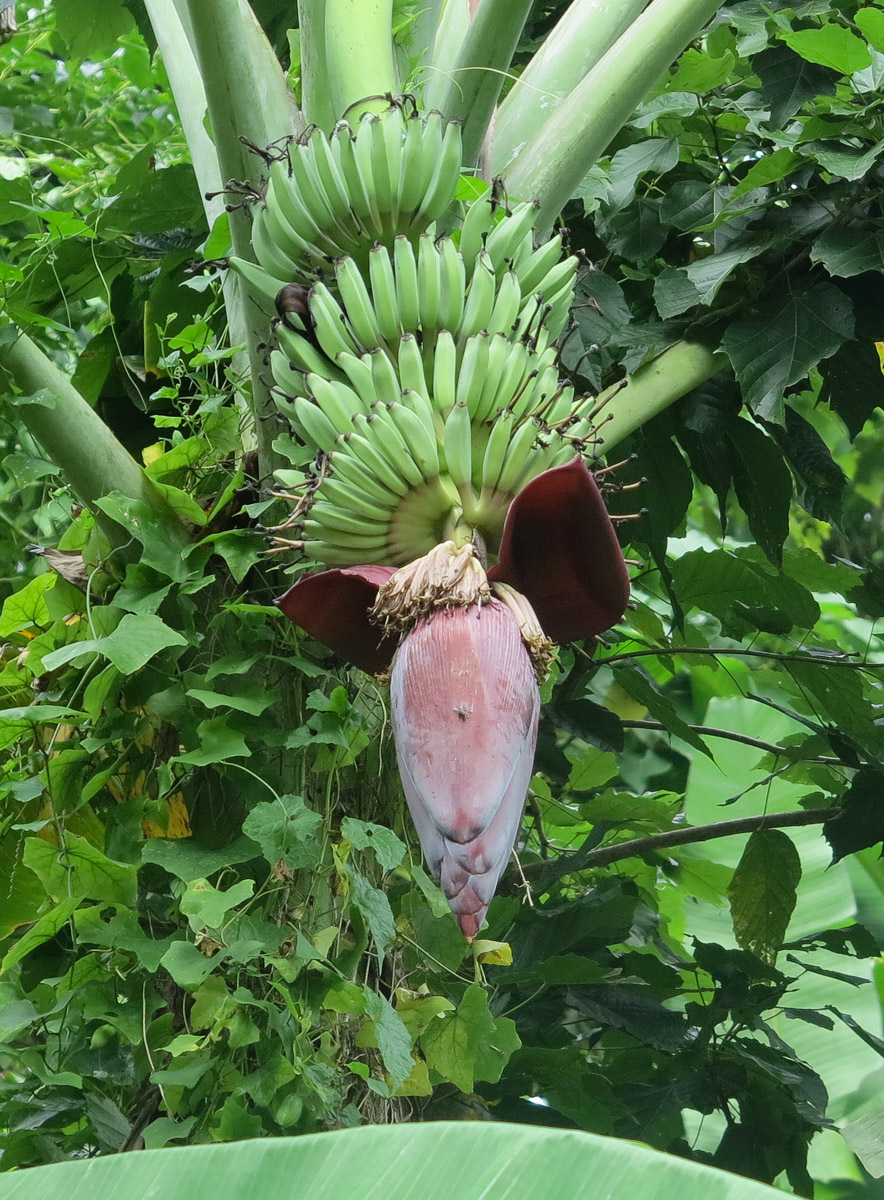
[{"xmin": 230, "ymin": 101, "xmax": 600, "ymax": 568}]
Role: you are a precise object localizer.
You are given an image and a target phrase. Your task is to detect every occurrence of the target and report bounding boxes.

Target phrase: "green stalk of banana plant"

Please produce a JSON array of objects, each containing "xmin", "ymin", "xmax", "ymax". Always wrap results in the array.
[
  {"xmin": 0, "ymin": 333, "xmax": 190, "ymax": 556},
  {"xmin": 180, "ymin": 0, "xmax": 302, "ymax": 477},
  {"xmin": 490, "ymin": 0, "xmax": 649, "ymax": 173}
]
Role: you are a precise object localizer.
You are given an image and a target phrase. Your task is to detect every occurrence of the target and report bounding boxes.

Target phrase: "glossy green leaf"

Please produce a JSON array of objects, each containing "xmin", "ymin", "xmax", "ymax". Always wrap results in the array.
[{"xmin": 721, "ymin": 283, "xmax": 854, "ymax": 422}]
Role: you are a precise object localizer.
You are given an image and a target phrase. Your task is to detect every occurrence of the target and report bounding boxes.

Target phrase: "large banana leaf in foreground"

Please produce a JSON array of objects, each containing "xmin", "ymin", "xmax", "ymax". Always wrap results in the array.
[{"xmin": 3, "ymin": 1121, "xmax": 788, "ymax": 1200}]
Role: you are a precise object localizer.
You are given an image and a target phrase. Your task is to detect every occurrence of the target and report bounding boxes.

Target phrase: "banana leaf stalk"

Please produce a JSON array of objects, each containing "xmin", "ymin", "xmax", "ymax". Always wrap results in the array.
[{"xmin": 275, "ymin": 458, "xmax": 629, "ymax": 937}]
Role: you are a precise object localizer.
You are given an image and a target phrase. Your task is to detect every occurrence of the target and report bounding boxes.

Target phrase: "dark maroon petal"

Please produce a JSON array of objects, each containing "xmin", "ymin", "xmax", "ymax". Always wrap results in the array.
[
  {"xmin": 274, "ymin": 566, "xmax": 398, "ymax": 674},
  {"xmin": 489, "ymin": 457, "xmax": 629, "ymax": 643}
]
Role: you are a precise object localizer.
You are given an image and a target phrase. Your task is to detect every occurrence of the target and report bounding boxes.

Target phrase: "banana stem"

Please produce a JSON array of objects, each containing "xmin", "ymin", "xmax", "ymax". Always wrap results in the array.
[
  {"xmin": 437, "ymin": 0, "xmax": 534, "ymax": 169},
  {"xmin": 324, "ymin": 0, "xmax": 398, "ymax": 121},
  {"xmin": 299, "ymin": 0, "xmax": 338, "ymax": 133},
  {"xmin": 420, "ymin": 0, "xmax": 471, "ymax": 111},
  {"xmin": 179, "ymin": 0, "xmax": 302, "ymax": 480},
  {"xmin": 491, "ymin": 0, "xmax": 647, "ymax": 174},
  {"xmin": 595, "ymin": 341, "xmax": 727, "ymax": 456},
  {"xmin": 143, "ymin": 0, "xmax": 250, "ymax": 412},
  {"xmin": 502, "ymin": 0, "xmax": 726, "ymax": 230},
  {"xmin": 0, "ymin": 331, "xmax": 190, "ymax": 553}
]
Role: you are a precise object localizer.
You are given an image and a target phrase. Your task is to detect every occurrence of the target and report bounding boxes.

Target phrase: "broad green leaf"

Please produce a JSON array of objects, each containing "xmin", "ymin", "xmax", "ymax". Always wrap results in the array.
[
  {"xmin": 0, "ymin": 1121, "xmax": 793, "ymax": 1200},
  {"xmin": 349, "ymin": 870, "xmax": 396, "ymax": 965},
  {"xmin": 241, "ymin": 795, "xmax": 322, "ymax": 870},
  {"xmin": 42, "ymin": 613, "xmax": 187, "ymax": 674},
  {"xmin": 160, "ymin": 940, "xmax": 222, "ymax": 991},
  {"xmin": 728, "ymin": 830, "xmax": 802, "ymax": 964},
  {"xmin": 142, "ymin": 836, "xmax": 260, "ymax": 881},
  {"xmin": 186, "ymin": 683, "xmax": 275, "ymax": 716},
  {"xmin": 781, "ymin": 24, "xmax": 871, "ymax": 75},
  {"xmin": 682, "ymin": 239, "xmax": 770, "ymax": 306},
  {"xmin": 96, "ymin": 494, "xmax": 194, "ymax": 581},
  {"xmin": 175, "ymin": 717, "xmax": 251, "ymax": 766},
  {"xmin": 855, "ymin": 8, "xmax": 884, "ymax": 53},
  {"xmin": 612, "ymin": 666, "xmax": 713, "ymax": 759},
  {"xmin": 23, "ymin": 834, "xmax": 136, "ymax": 905},
  {"xmin": 606, "ymin": 139, "xmax": 679, "ymax": 209},
  {"xmin": 666, "ymin": 47, "xmax": 736, "ymax": 92},
  {"xmin": 363, "ymin": 990, "xmax": 414, "ymax": 1090},
  {"xmin": 671, "ymin": 548, "xmax": 820, "ymax": 635},
  {"xmin": 721, "ymin": 283, "xmax": 854, "ymax": 422},
  {"xmin": 565, "ymin": 748, "xmax": 619, "ymax": 792},
  {"xmin": 54, "ymin": 0, "xmax": 136, "ymax": 59},
  {"xmin": 341, "ymin": 818, "xmax": 406, "ymax": 872},
  {"xmin": 840, "ymin": 1106, "xmax": 884, "ymax": 1178},
  {"xmin": 789, "ymin": 666, "xmax": 884, "ymax": 765},
  {"xmin": 421, "ymin": 984, "xmax": 520, "ymax": 1093},
  {"xmin": 823, "ymin": 771, "xmax": 884, "ymax": 864},
  {"xmin": 0, "ymin": 897, "xmax": 80, "ymax": 974},
  {"xmin": 731, "ymin": 149, "xmax": 800, "ymax": 199},
  {"xmin": 179, "ymin": 878, "xmax": 255, "ymax": 931},
  {"xmin": 811, "ymin": 227, "xmax": 884, "ymax": 277},
  {"xmin": 754, "ymin": 44, "xmax": 837, "ymax": 127},
  {"xmin": 0, "ymin": 573, "xmax": 55, "ymax": 636},
  {"xmin": 726, "ymin": 417, "xmax": 792, "ymax": 565},
  {"xmin": 807, "ymin": 140, "xmax": 884, "ymax": 181}
]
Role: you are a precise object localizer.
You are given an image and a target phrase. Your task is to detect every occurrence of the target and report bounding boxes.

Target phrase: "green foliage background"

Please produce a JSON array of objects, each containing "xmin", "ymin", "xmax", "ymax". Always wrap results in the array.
[{"xmin": 0, "ymin": 1, "xmax": 884, "ymax": 1194}]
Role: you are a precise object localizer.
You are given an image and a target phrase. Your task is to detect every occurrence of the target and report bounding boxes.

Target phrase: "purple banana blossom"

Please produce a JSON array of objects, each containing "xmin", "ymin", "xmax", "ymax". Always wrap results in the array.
[{"xmin": 275, "ymin": 458, "xmax": 629, "ymax": 939}]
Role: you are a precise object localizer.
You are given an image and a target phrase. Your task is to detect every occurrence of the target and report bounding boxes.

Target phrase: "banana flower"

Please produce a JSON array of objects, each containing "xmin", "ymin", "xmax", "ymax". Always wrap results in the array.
[{"xmin": 275, "ymin": 458, "xmax": 629, "ymax": 938}]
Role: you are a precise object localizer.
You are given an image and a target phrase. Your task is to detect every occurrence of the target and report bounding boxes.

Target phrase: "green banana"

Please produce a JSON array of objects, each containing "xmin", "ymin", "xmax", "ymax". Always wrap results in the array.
[
  {"xmin": 393, "ymin": 235, "xmax": 421, "ymax": 333},
  {"xmin": 368, "ymin": 245, "xmax": 402, "ymax": 343},
  {"xmin": 397, "ymin": 332, "xmax": 428, "ymax": 397},
  {"xmin": 417, "ymin": 233, "xmax": 441, "ymax": 330},
  {"xmin": 293, "ymin": 395, "xmax": 339, "ymax": 454},
  {"xmin": 409, "ymin": 117, "xmax": 462, "ymax": 232},
  {"xmin": 456, "ymin": 332, "xmax": 491, "ymax": 417},
  {"xmin": 319, "ymin": 477, "xmax": 395, "ymax": 523},
  {"xmin": 458, "ymin": 249, "xmax": 496, "ymax": 339},
  {"xmin": 387, "ymin": 399, "xmax": 441, "ymax": 477},
  {"xmin": 431, "ymin": 329, "xmax": 457, "ymax": 417},
  {"xmin": 328, "ymin": 448, "xmax": 404, "ymax": 508},
  {"xmin": 458, "ymin": 193, "xmax": 495, "ymax": 277},
  {"xmin": 442, "ymin": 400, "xmax": 473, "ymax": 492},
  {"xmin": 340, "ymin": 428, "xmax": 411, "ymax": 497},
  {"xmin": 308, "ymin": 282, "xmax": 362, "ymax": 359},
  {"xmin": 334, "ymin": 351, "xmax": 377, "ymax": 409},
  {"xmin": 336, "ymin": 255, "xmax": 386, "ymax": 351},
  {"xmin": 228, "ymin": 257, "xmax": 289, "ymax": 311},
  {"xmin": 485, "ymin": 201, "xmax": 539, "ymax": 273},
  {"xmin": 437, "ymin": 235, "xmax": 466, "ymax": 333},
  {"xmin": 369, "ymin": 347, "xmax": 401, "ymax": 404},
  {"xmin": 360, "ymin": 410, "xmax": 425, "ymax": 488}
]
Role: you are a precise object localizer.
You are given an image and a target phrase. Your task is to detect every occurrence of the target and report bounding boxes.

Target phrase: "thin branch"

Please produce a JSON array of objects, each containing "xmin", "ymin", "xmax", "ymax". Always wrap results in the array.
[
  {"xmin": 619, "ymin": 719, "xmax": 855, "ymax": 765},
  {"xmin": 524, "ymin": 807, "xmax": 841, "ymax": 881},
  {"xmin": 599, "ymin": 645, "xmax": 881, "ymax": 670}
]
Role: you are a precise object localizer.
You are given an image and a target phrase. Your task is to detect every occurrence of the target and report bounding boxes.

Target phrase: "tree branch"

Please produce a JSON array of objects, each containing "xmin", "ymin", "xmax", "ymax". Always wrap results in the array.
[
  {"xmin": 599, "ymin": 645, "xmax": 880, "ymax": 670},
  {"xmin": 525, "ymin": 806, "xmax": 841, "ymax": 882},
  {"xmin": 619, "ymin": 719, "xmax": 853, "ymax": 765}
]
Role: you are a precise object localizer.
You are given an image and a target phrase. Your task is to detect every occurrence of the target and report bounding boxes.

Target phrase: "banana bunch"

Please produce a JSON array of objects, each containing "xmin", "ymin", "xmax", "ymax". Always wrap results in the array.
[
  {"xmin": 230, "ymin": 100, "xmax": 605, "ymax": 570},
  {"xmin": 240, "ymin": 105, "xmax": 462, "ymax": 285}
]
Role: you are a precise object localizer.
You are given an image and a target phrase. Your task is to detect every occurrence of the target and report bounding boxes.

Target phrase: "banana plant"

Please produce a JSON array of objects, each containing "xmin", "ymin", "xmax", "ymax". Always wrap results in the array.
[{"xmin": 0, "ymin": 0, "xmax": 728, "ymax": 936}]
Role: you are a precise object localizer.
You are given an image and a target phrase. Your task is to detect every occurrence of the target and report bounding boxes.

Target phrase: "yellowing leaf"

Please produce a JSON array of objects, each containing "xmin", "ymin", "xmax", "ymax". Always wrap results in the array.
[{"xmin": 473, "ymin": 939, "xmax": 513, "ymax": 966}]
